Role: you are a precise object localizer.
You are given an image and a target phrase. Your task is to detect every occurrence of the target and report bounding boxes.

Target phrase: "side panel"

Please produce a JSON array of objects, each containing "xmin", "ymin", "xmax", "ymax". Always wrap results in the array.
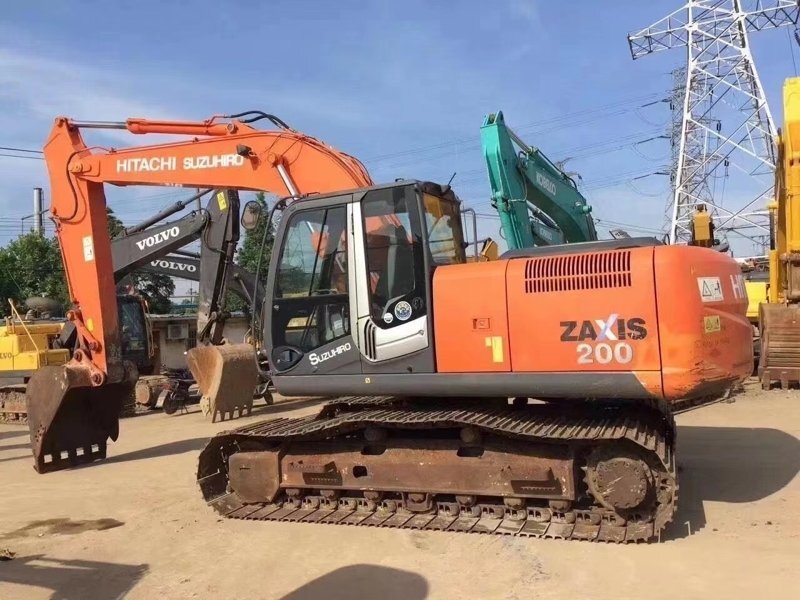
[
  {"xmin": 433, "ymin": 261, "xmax": 511, "ymax": 372},
  {"xmin": 506, "ymin": 247, "xmax": 661, "ymax": 374},
  {"xmin": 275, "ymin": 372, "xmax": 652, "ymax": 399},
  {"xmin": 655, "ymin": 245, "xmax": 752, "ymax": 401}
]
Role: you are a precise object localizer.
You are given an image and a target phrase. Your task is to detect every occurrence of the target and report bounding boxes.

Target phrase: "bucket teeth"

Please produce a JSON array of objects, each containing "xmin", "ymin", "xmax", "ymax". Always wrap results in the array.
[
  {"xmin": 25, "ymin": 365, "xmax": 129, "ymax": 473},
  {"xmin": 187, "ymin": 343, "xmax": 258, "ymax": 422}
]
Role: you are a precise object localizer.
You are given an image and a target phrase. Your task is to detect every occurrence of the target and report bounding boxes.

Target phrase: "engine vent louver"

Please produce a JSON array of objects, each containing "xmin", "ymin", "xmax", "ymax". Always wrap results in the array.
[
  {"xmin": 362, "ymin": 320, "xmax": 377, "ymax": 360},
  {"xmin": 524, "ymin": 250, "xmax": 632, "ymax": 293}
]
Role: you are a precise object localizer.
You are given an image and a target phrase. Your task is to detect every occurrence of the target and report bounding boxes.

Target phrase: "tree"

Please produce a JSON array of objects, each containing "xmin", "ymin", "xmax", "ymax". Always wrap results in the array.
[
  {"xmin": 108, "ymin": 207, "xmax": 175, "ymax": 314},
  {"xmin": 0, "ymin": 206, "xmax": 176, "ymax": 317},
  {"xmin": 226, "ymin": 192, "xmax": 273, "ymax": 313},
  {"xmin": 0, "ymin": 233, "xmax": 68, "ymax": 316},
  {"xmin": 237, "ymin": 192, "xmax": 274, "ymax": 280}
]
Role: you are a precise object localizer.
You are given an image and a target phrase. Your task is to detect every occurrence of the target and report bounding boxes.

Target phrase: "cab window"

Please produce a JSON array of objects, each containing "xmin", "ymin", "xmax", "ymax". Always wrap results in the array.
[
  {"xmin": 362, "ymin": 187, "xmax": 426, "ymax": 327},
  {"xmin": 272, "ymin": 206, "xmax": 349, "ymax": 353},
  {"xmin": 423, "ymin": 193, "xmax": 466, "ymax": 265}
]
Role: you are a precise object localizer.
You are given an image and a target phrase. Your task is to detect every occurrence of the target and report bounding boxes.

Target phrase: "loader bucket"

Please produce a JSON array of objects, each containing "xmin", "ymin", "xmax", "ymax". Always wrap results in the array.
[
  {"xmin": 26, "ymin": 365, "xmax": 129, "ymax": 473},
  {"xmin": 186, "ymin": 343, "xmax": 258, "ymax": 423}
]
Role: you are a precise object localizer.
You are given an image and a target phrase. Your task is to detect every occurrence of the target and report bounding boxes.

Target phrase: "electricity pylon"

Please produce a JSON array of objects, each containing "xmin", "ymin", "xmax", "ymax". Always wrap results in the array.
[{"xmin": 628, "ymin": 1, "xmax": 799, "ymax": 249}]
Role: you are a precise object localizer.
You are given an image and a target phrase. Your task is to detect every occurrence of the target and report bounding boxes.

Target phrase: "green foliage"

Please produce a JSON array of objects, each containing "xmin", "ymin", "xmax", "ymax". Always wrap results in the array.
[
  {"xmin": 106, "ymin": 208, "xmax": 125, "ymax": 238},
  {"xmin": 237, "ymin": 191, "xmax": 273, "ymax": 282},
  {"xmin": 227, "ymin": 191, "xmax": 273, "ymax": 314},
  {"xmin": 0, "ymin": 232, "xmax": 68, "ymax": 316},
  {"xmin": 224, "ymin": 290, "xmax": 246, "ymax": 313},
  {"xmin": 122, "ymin": 271, "xmax": 174, "ymax": 314},
  {"xmin": 0, "ymin": 206, "xmax": 175, "ymax": 316}
]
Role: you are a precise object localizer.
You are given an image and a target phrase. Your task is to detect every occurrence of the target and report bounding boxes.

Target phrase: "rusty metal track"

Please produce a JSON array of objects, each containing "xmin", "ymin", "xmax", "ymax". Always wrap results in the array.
[
  {"xmin": 0, "ymin": 387, "xmax": 28, "ymax": 425},
  {"xmin": 198, "ymin": 398, "xmax": 676, "ymax": 543}
]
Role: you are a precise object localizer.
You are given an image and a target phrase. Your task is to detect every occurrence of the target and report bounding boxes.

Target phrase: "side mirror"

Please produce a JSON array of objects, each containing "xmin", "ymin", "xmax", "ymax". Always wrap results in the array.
[{"xmin": 241, "ymin": 200, "xmax": 263, "ymax": 231}]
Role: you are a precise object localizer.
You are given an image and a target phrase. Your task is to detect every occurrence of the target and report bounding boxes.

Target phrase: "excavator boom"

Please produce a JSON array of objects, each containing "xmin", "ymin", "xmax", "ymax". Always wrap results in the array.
[
  {"xmin": 481, "ymin": 111, "xmax": 596, "ymax": 248},
  {"xmin": 31, "ymin": 113, "xmax": 372, "ymax": 471}
]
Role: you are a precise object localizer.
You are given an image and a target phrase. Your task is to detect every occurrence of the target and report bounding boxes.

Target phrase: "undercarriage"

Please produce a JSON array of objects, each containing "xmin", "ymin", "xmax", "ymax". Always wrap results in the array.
[{"xmin": 198, "ymin": 397, "xmax": 677, "ymax": 543}]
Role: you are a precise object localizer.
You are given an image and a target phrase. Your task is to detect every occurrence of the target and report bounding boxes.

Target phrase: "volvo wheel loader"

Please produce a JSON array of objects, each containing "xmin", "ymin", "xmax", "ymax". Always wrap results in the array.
[{"xmin": 34, "ymin": 111, "xmax": 751, "ymax": 543}]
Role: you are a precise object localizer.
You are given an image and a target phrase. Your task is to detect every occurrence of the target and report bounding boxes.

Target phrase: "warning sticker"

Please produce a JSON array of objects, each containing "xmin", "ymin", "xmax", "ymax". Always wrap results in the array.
[
  {"xmin": 704, "ymin": 315, "xmax": 721, "ymax": 333},
  {"xmin": 82, "ymin": 235, "xmax": 95, "ymax": 262},
  {"xmin": 216, "ymin": 191, "xmax": 228, "ymax": 211},
  {"xmin": 697, "ymin": 277, "xmax": 724, "ymax": 302}
]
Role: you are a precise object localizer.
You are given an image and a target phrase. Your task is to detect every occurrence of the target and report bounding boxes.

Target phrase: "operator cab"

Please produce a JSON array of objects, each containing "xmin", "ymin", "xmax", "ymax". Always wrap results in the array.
[
  {"xmin": 117, "ymin": 295, "xmax": 153, "ymax": 375},
  {"xmin": 265, "ymin": 181, "xmax": 465, "ymax": 383}
]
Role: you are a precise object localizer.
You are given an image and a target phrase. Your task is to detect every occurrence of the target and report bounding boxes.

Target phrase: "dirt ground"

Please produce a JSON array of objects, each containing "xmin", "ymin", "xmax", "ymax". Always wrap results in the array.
[{"xmin": 1, "ymin": 384, "xmax": 799, "ymax": 600}]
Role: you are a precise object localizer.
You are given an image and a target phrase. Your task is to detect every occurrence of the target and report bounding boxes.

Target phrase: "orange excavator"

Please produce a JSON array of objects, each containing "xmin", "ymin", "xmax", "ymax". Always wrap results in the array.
[{"xmin": 34, "ymin": 111, "xmax": 752, "ymax": 543}]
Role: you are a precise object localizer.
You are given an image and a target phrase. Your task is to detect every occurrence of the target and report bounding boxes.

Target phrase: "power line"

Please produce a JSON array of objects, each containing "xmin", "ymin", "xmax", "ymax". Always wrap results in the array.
[
  {"xmin": 0, "ymin": 146, "xmax": 43, "ymax": 154},
  {"xmin": 0, "ymin": 153, "xmax": 44, "ymax": 160},
  {"xmin": 363, "ymin": 91, "xmax": 668, "ymax": 166}
]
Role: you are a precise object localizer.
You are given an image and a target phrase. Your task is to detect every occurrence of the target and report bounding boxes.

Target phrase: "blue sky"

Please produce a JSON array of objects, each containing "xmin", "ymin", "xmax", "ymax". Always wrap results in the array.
[{"xmin": 0, "ymin": 0, "xmax": 798, "ymax": 259}]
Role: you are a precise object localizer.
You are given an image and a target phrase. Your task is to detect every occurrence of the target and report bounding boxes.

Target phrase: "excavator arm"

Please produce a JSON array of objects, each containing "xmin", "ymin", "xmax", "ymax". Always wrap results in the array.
[
  {"xmin": 141, "ymin": 251, "xmax": 265, "ymax": 311},
  {"xmin": 110, "ymin": 188, "xmax": 243, "ymax": 343},
  {"xmin": 31, "ymin": 113, "xmax": 372, "ymax": 472},
  {"xmin": 480, "ymin": 111, "xmax": 596, "ymax": 249},
  {"xmin": 110, "ymin": 197, "xmax": 210, "ymax": 283}
]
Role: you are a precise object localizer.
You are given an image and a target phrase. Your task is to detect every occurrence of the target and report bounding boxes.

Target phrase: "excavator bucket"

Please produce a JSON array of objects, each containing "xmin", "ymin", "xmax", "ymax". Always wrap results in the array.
[
  {"xmin": 758, "ymin": 303, "xmax": 800, "ymax": 388},
  {"xmin": 186, "ymin": 343, "xmax": 258, "ymax": 422},
  {"xmin": 26, "ymin": 365, "xmax": 128, "ymax": 473}
]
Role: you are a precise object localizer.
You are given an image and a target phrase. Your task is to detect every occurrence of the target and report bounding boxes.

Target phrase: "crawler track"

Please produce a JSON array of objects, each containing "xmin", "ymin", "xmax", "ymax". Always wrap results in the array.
[
  {"xmin": 0, "ymin": 387, "xmax": 28, "ymax": 425},
  {"xmin": 198, "ymin": 397, "xmax": 677, "ymax": 543}
]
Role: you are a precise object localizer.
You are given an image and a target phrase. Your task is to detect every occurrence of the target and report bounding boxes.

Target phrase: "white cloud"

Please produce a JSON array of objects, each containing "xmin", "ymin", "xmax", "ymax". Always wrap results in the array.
[{"xmin": 0, "ymin": 49, "xmax": 177, "ymax": 142}]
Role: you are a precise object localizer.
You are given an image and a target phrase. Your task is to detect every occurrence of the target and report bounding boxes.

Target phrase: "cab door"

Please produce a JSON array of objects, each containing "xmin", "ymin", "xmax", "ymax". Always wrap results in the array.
[
  {"xmin": 350, "ymin": 185, "xmax": 432, "ymax": 369},
  {"xmin": 267, "ymin": 197, "xmax": 361, "ymax": 375}
]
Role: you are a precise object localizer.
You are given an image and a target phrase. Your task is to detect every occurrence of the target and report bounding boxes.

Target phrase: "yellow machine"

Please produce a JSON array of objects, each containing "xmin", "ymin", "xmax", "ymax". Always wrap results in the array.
[
  {"xmin": 740, "ymin": 263, "xmax": 769, "ymax": 368},
  {"xmin": 0, "ymin": 296, "xmax": 153, "ymax": 423},
  {"xmin": 0, "ymin": 312, "xmax": 70, "ymax": 423},
  {"xmin": 690, "ymin": 204, "xmax": 715, "ymax": 247},
  {"xmin": 758, "ymin": 76, "xmax": 800, "ymax": 388},
  {"xmin": 741, "ymin": 259, "xmax": 770, "ymax": 325}
]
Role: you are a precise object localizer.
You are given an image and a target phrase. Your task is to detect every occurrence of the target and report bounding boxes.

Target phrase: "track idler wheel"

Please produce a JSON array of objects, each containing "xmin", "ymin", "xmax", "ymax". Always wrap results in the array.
[
  {"xmin": 186, "ymin": 343, "xmax": 258, "ymax": 423},
  {"xmin": 585, "ymin": 445, "xmax": 654, "ymax": 513},
  {"xmin": 25, "ymin": 364, "xmax": 132, "ymax": 473}
]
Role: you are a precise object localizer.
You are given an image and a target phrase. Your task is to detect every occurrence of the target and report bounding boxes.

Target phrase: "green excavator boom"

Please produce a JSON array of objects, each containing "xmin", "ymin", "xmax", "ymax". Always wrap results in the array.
[{"xmin": 481, "ymin": 111, "xmax": 597, "ymax": 249}]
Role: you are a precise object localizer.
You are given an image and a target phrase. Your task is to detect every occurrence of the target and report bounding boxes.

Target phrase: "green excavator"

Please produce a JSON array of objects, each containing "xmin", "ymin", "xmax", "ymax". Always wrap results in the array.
[{"xmin": 480, "ymin": 111, "xmax": 597, "ymax": 248}]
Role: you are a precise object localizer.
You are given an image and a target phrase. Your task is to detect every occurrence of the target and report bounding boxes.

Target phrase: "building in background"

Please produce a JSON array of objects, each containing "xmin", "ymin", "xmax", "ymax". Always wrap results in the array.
[{"xmin": 148, "ymin": 313, "xmax": 251, "ymax": 370}]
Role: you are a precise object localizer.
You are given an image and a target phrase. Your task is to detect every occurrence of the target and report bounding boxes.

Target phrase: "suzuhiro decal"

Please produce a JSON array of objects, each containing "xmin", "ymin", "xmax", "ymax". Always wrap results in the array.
[{"xmin": 560, "ymin": 314, "xmax": 648, "ymax": 365}]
